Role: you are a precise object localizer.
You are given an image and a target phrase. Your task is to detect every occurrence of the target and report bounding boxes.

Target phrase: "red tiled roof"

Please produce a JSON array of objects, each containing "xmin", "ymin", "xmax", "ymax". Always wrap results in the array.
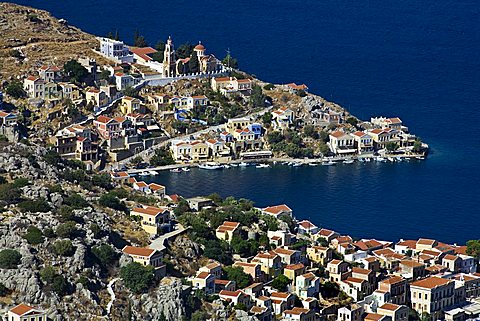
[
  {"xmin": 10, "ymin": 304, "xmax": 39, "ymax": 316},
  {"xmin": 122, "ymin": 246, "xmax": 156, "ymax": 257},
  {"xmin": 411, "ymin": 277, "xmax": 453, "ymax": 289},
  {"xmin": 263, "ymin": 204, "xmax": 292, "ymax": 215}
]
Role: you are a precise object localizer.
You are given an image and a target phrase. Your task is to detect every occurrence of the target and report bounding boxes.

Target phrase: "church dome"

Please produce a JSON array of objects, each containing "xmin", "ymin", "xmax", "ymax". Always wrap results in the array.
[{"xmin": 194, "ymin": 42, "xmax": 205, "ymax": 51}]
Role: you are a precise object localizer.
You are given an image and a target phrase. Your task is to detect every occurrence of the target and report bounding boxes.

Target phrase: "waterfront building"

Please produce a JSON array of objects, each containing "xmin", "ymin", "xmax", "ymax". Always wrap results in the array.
[
  {"xmin": 211, "ymin": 77, "xmax": 253, "ymax": 96},
  {"xmin": 410, "ymin": 277, "xmax": 456, "ymax": 320},
  {"xmin": 352, "ymin": 131, "xmax": 374, "ymax": 154},
  {"xmin": 328, "ymin": 131, "xmax": 356, "ymax": 155},
  {"xmin": 316, "ymin": 228, "xmax": 340, "ymax": 243},
  {"xmin": 297, "ymin": 220, "xmax": 319, "ymax": 235},
  {"xmin": 122, "ymin": 245, "xmax": 163, "ymax": 267},
  {"xmin": 285, "ymin": 83, "xmax": 309, "ymax": 94},
  {"xmin": 262, "ymin": 204, "xmax": 293, "ymax": 218}
]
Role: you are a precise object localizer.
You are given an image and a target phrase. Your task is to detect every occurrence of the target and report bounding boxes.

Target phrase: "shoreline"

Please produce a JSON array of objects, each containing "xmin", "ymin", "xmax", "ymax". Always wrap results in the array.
[{"xmin": 125, "ymin": 153, "xmax": 426, "ymax": 174}]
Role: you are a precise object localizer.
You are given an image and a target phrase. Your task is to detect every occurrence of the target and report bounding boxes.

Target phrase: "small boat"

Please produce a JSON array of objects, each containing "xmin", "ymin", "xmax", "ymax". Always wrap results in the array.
[
  {"xmin": 139, "ymin": 171, "xmax": 149, "ymax": 176},
  {"xmin": 273, "ymin": 161, "xmax": 278, "ymax": 165},
  {"xmin": 238, "ymin": 162, "xmax": 249, "ymax": 167},
  {"xmin": 365, "ymin": 157, "xmax": 371, "ymax": 162},
  {"xmin": 292, "ymin": 163, "xmax": 303, "ymax": 167},
  {"xmin": 387, "ymin": 157, "xmax": 395, "ymax": 162},
  {"xmin": 182, "ymin": 167, "xmax": 190, "ymax": 172},
  {"xmin": 282, "ymin": 162, "xmax": 290, "ymax": 166},
  {"xmin": 170, "ymin": 168, "xmax": 182, "ymax": 173},
  {"xmin": 395, "ymin": 157, "xmax": 403, "ymax": 162},
  {"xmin": 223, "ymin": 164, "xmax": 231, "ymax": 169},
  {"xmin": 322, "ymin": 161, "xmax": 336, "ymax": 166},
  {"xmin": 230, "ymin": 163, "xmax": 238, "ymax": 167},
  {"xmin": 375, "ymin": 157, "xmax": 386, "ymax": 162},
  {"xmin": 308, "ymin": 163, "xmax": 319, "ymax": 166},
  {"xmin": 256, "ymin": 164, "xmax": 270, "ymax": 168},
  {"xmin": 343, "ymin": 159, "xmax": 355, "ymax": 164},
  {"xmin": 149, "ymin": 170, "xmax": 159, "ymax": 175},
  {"xmin": 198, "ymin": 162, "xmax": 223, "ymax": 170},
  {"xmin": 416, "ymin": 156, "xmax": 425, "ymax": 160}
]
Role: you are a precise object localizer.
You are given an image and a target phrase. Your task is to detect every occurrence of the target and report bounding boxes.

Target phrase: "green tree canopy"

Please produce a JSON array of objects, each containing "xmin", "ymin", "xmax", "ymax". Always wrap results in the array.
[
  {"xmin": 271, "ymin": 274, "xmax": 291, "ymax": 292},
  {"xmin": 189, "ymin": 52, "xmax": 200, "ymax": 73},
  {"xmin": 53, "ymin": 240, "xmax": 75, "ymax": 256},
  {"xmin": 92, "ymin": 244, "xmax": 117, "ymax": 267},
  {"xmin": 223, "ymin": 266, "xmax": 252, "ymax": 289},
  {"xmin": 5, "ymin": 81, "xmax": 26, "ymax": 99},
  {"xmin": 0, "ymin": 249, "xmax": 22, "ymax": 269},
  {"xmin": 222, "ymin": 53, "xmax": 238, "ymax": 69},
  {"xmin": 120, "ymin": 262, "xmax": 155, "ymax": 293},
  {"xmin": 64, "ymin": 60, "xmax": 89, "ymax": 84},
  {"xmin": 466, "ymin": 240, "xmax": 480, "ymax": 259},
  {"xmin": 133, "ymin": 29, "xmax": 148, "ymax": 47},
  {"xmin": 23, "ymin": 226, "xmax": 44, "ymax": 245}
]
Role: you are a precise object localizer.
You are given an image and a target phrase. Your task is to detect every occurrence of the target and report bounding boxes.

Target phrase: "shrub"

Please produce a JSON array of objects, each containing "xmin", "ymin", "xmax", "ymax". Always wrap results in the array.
[
  {"xmin": 53, "ymin": 240, "xmax": 75, "ymax": 256},
  {"xmin": 0, "ymin": 249, "xmax": 22, "ymax": 269},
  {"xmin": 39, "ymin": 266, "xmax": 56, "ymax": 284},
  {"xmin": 263, "ymin": 83, "xmax": 275, "ymax": 90},
  {"xmin": 63, "ymin": 169, "xmax": 87, "ymax": 183},
  {"xmin": 12, "ymin": 177, "xmax": 29, "ymax": 188},
  {"xmin": 0, "ymin": 184, "xmax": 21, "ymax": 204},
  {"xmin": 64, "ymin": 193, "xmax": 89, "ymax": 209},
  {"xmin": 91, "ymin": 244, "xmax": 117, "ymax": 267},
  {"xmin": 43, "ymin": 228, "xmax": 55, "ymax": 238},
  {"xmin": 55, "ymin": 221, "xmax": 77, "ymax": 238},
  {"xmin": 0, "ymin": 176, "xmax": 6, "ymax": 185},
  {"xmin": 52, "ymin": 275, "xmax": 69, "ymax": 296},
  {"xmin": 98, "ymin": 193, "xmax": 124, "ymax": 211},
  {"xmin": 89, "ymin": 223, "xmax": 102, "ymax": 238},
  {"xmin": 18, "ymin": 198, "xmax": 51, "ymax": 213},
  {"xmin": 57, "ymin": 205, "xmax": 75, "ymax": 222},
  {"xmin": 23, "ymin": 225, "xmax": 44, "ymax": 245},
  {"xmin": 92, "ymin": 174, "xmax": 112, "ymax": 189},
  {"xmin": 120, "ymin": 262, "xmax": 155, "ymax": 294}
]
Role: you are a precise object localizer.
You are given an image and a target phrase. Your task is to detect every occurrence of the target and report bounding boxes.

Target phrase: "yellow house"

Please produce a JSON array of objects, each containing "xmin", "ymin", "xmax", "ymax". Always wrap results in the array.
[
  {"xmin": 284, "ymin": 263, "xmax": 306, "ymax": 282},
  {"xmin": 122, "ymin": 245, "xmax": 163, "ymax": 267},
  {"xmin": 307, "ymin": 246, "xmax": 333, "ymax": 266},
  {"xmin": 6, "ymin": 304, "xmax": 46, "ymax": 321},
  {"xmin": 190, "ymin": 141, "xmax": 209, "ymax": 161},
  {"xmin": 120, "ymin": 96, "xmax": 142, "ymax": 114},
  {"xmin": 130, "ymin": 206, "xmax": 170, "ymax": 235},
  {"xmin": 252, "ymin": 251, "xmax": 282, "ymax": 278},
  {"xmin": 215, "ymin": 221, "xmax": 240, "ymax": 242},
  {"xmin": 226, "ymin": 117, "xmax": 251, "ymax": 134}
]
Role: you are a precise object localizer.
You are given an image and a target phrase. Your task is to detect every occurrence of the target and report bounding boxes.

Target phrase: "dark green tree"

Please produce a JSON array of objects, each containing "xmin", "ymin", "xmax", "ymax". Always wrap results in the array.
[
  {"xmin": 271, "ymin": 274, "xmax": 291, "ymax": 292},
  {"xmin": 189, "ymin": 52, "xmax": 200, "ymax": 73},
  {"xmin": 5, "ymin": 81, "xmax": 26, "ymax": 98},
  {"xmin": 466, "ymin": 240, "xmax": 480, "ymax": 259},
  {"xmin": 0, "ymin": 249, "xmax": 22, "ymax": 269},
  {"xmin": 133, "ymin": 29, "xmax": 148, "ymax": 47},
  {"xmin": 222, "ymin": 53, "xmax": 238, "ymax": 69},
  {"xmin": 120, "ymin": 262, "xmax": 155, "ymax": 293},
  {"xmin": 64, "ymin": 60, "xmax": 89, "ymax": 84},
  {"xmin": 223, "ymin": 266, "xmax": 251, "ymax": 288},
  {"xmin": 92, "ymin": 244, "xmax": 117, "ymax": 267},
  {"xmin": 23, "ymin": 226, "xmax": 44, "ymax": 245},
  {"xmin": 53, "ymin": 240, "xmax": 75, "ymax": 256}
]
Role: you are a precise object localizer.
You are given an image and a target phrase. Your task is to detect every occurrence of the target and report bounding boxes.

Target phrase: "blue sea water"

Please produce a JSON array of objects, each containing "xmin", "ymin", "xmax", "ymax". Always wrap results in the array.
[{"xmin": 8, "ymin": 0, "xmax": 480, "ymax": 243}]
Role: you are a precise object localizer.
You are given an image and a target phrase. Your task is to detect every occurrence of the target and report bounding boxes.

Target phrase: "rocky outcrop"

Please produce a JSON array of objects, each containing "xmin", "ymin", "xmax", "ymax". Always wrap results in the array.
[{"xmin": 129, "ymin": 277, "xmax": 186, "ymax": 321}]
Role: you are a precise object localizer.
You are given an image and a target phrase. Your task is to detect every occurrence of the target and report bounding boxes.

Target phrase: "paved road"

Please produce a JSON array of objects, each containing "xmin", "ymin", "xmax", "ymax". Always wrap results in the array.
[{"xmin": 149, "ymin": 224, "xmax": 188, "ymax": 252}]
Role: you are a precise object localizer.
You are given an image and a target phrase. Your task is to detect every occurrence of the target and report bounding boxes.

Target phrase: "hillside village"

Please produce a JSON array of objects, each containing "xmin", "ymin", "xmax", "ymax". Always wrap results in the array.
[{"xmin": 1, "ymin": 3, "xmax": 475, "ymax": 321}]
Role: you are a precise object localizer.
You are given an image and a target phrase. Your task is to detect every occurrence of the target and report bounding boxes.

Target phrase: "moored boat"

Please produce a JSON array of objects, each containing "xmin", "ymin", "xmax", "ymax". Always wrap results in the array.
[
  {"xmin": 322, "ymin": 161, "xmax": 336, "ymax": 166},
  {"xmin": 256, "ymin": 164, "xmax": 270, "ymax": 168},
  {"xmin": 343, "ymin": 159, "xmax": 354, "ymax": 164},
  {"xmin": 170, "ymin": 168, "xmax": 182, "ymax": 173},
  {"xmin": 198, "ymin": 162, "xmax": 223, "ymax": 170}
]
